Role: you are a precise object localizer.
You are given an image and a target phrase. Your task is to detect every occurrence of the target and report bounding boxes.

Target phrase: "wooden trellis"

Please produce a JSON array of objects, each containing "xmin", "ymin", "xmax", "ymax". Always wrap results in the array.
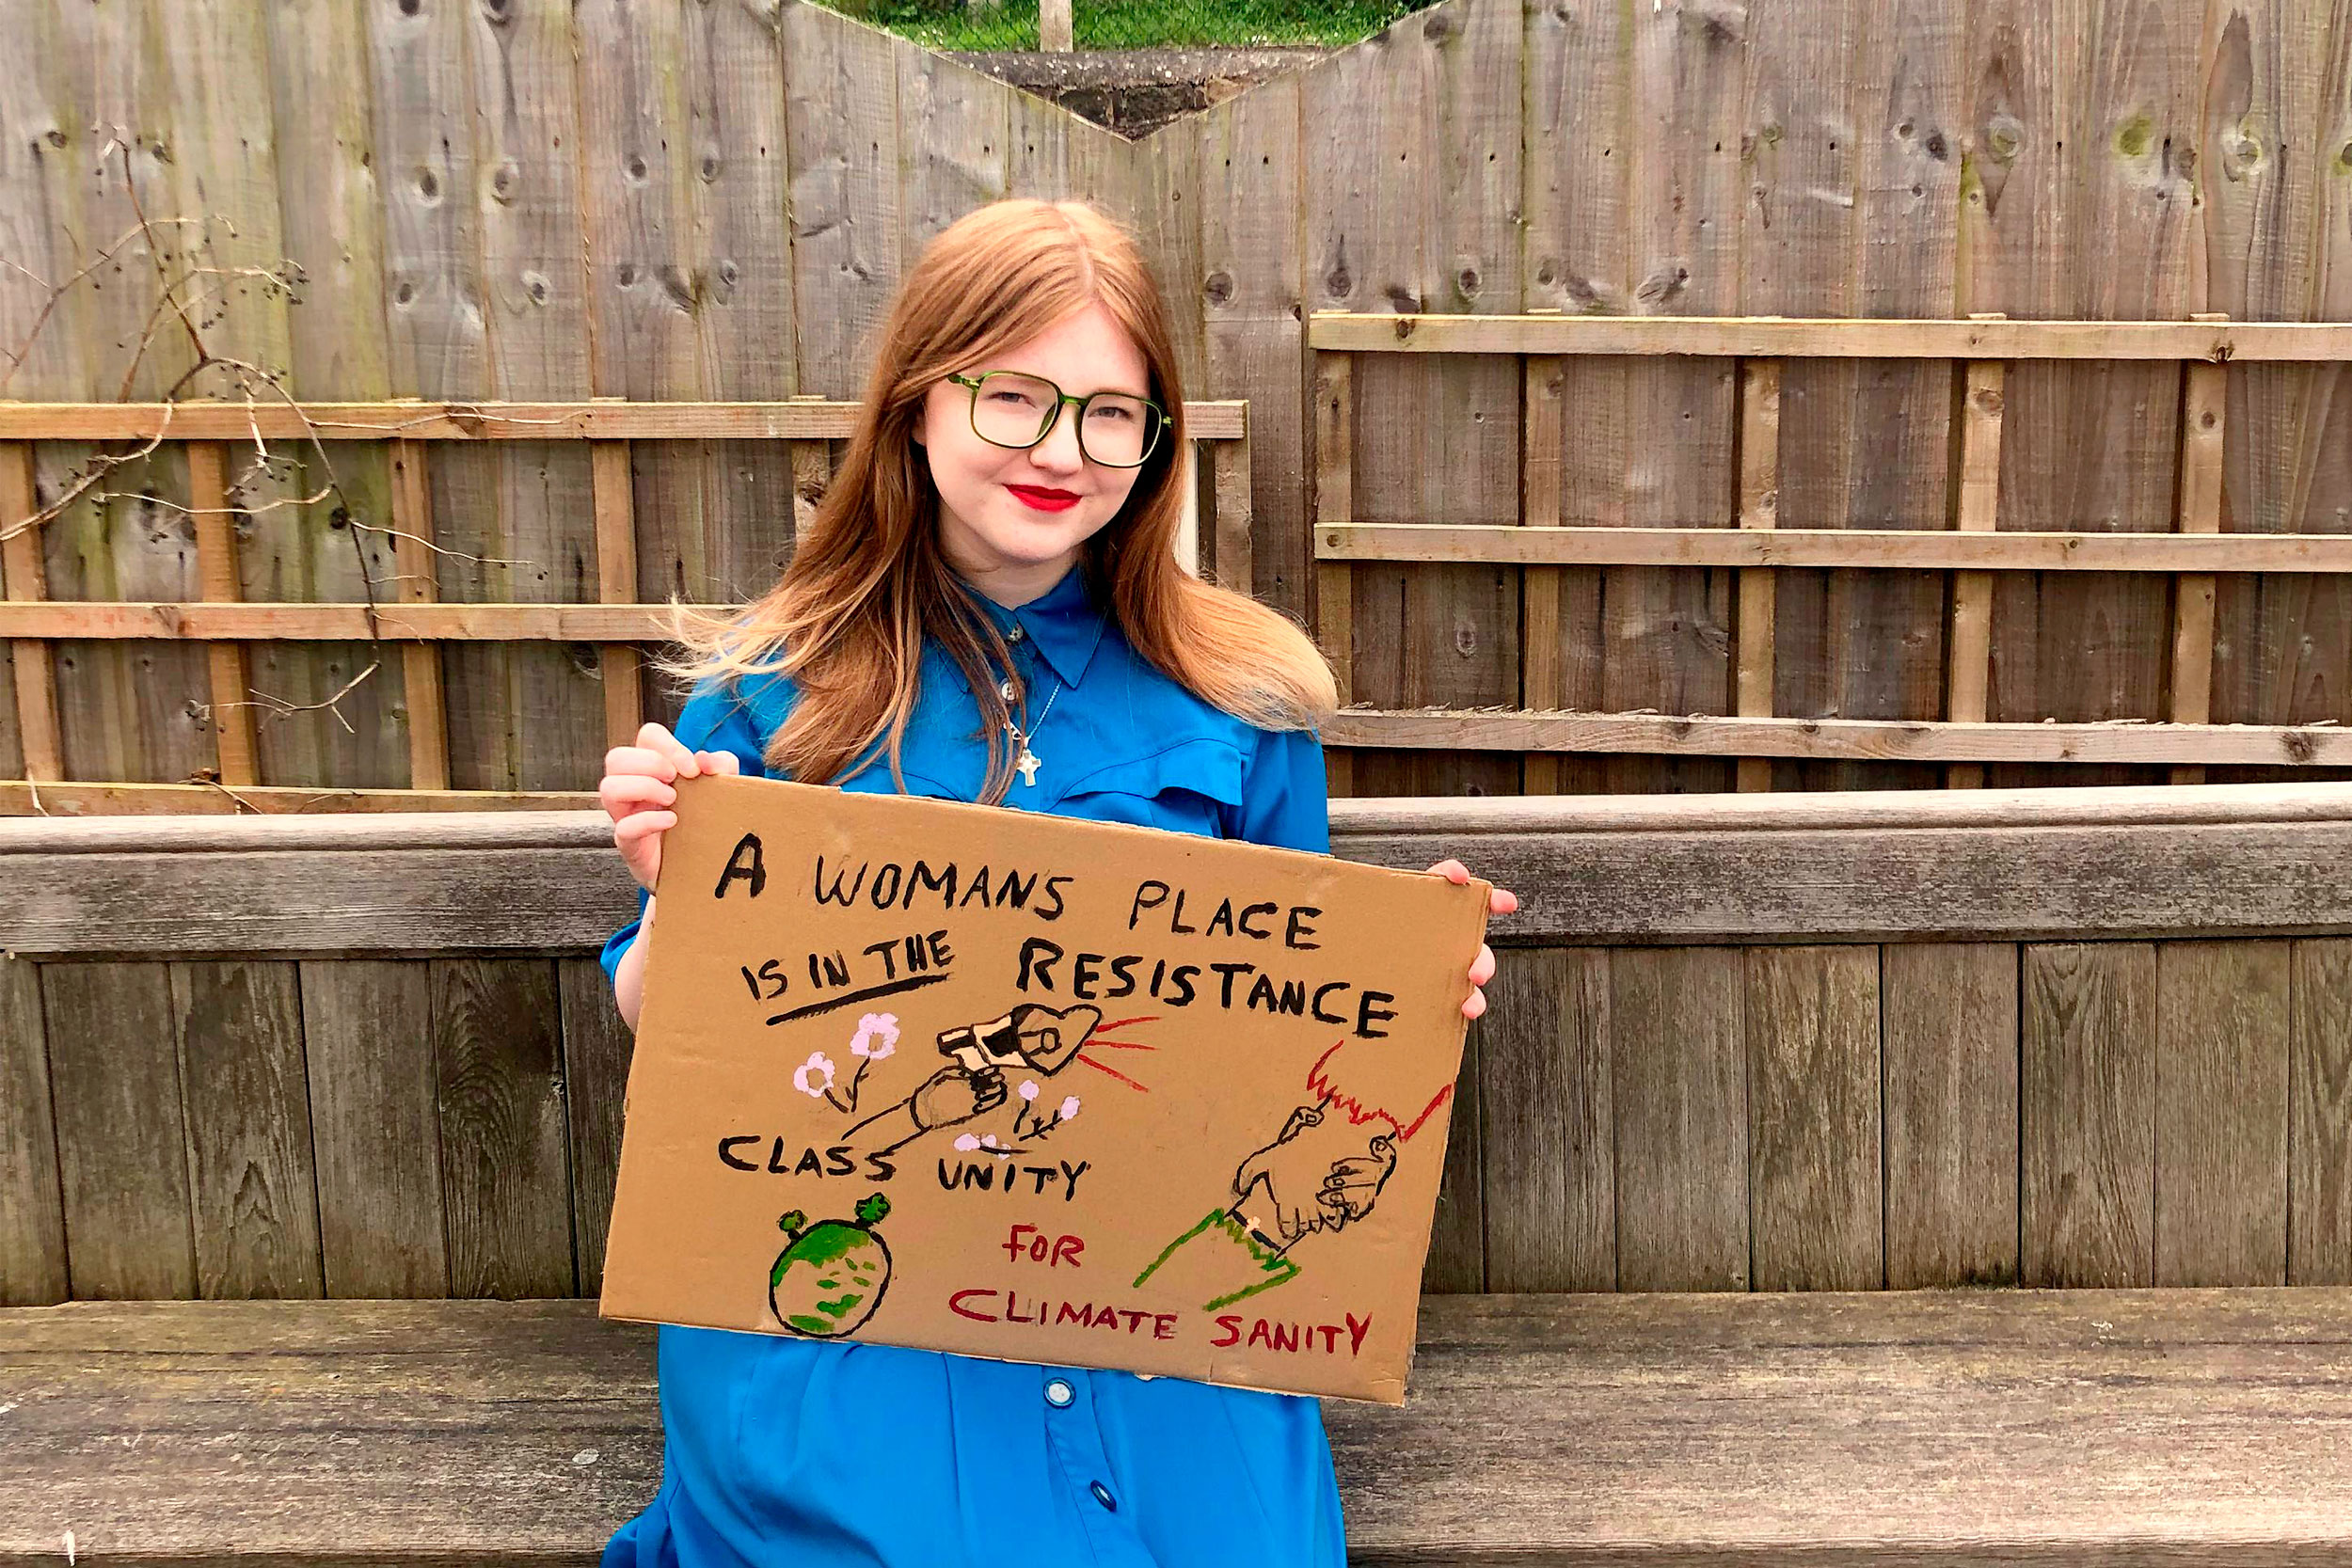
[
  {"xmin": 0, "ymin": 399, "xmax": 1251, "ymax": 814},
  {"xmin": 1310, "ymin": 314, "xmax": 2352, "ymax": 795}
]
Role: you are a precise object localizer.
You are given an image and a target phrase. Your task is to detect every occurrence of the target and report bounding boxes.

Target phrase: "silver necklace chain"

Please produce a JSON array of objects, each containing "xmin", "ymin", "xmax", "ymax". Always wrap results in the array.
[{"xmin": 1001, "ymin": 665, "xmax": 1062, "ymax": 787}]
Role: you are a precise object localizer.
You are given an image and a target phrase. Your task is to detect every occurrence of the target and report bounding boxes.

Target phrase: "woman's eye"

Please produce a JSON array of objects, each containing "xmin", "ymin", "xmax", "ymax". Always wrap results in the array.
[{"xmin": 1089, "ymin": 404, "xmax": 1135, "ymax": 422}]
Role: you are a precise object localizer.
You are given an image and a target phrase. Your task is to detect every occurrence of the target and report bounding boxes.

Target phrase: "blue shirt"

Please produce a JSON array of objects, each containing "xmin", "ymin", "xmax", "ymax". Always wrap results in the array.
[{"xmin": 598, "ymin": 565, "xmax": 1344, "ymax": 1568}]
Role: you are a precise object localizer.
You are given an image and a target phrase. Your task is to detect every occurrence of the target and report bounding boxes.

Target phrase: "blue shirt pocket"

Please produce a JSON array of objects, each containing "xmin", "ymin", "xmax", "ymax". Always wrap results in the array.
[{"xmin": 1050, "ymin": 736, "xmax": 1249, "ymax": 838}]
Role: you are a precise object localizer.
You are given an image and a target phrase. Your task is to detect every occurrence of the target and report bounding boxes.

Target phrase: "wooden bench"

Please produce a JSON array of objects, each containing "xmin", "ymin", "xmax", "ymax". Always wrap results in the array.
[
  {"xmin": 6, "ymin": 1289, "xmax": 2349, "ymax": 1564},
  {"xmin": 7, "ymin": 783, "xmax": 2351, "ymax": 1562}
]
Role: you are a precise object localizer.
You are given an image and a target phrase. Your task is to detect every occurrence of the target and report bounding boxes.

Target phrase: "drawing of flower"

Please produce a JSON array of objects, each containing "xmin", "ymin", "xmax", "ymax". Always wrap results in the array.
[
  {"xmin": 1058, "ymin": 1096, "xmax": 1082, "ymax": 1123},
  {"xmin": 850, "ymin": 1012, "xmax": 899, "ymax": 1060},
  {"xmin": 953, "ymin": 1133, "xmax": 981, "ymax": 1151},
  {"xmin": 793, "ymin": 1052, "xmax": 837, "ymax": 1098},
  {"xmin": 1018, "ymin": 1079, "xmax": 1041, "ymax": 1101}
]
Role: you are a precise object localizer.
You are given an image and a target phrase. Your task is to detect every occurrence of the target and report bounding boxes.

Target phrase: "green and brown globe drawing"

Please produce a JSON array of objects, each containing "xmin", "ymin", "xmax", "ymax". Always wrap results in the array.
[{"xmin": 768, "ymin": 1194, "xmax": 894, "ymax": 1337}]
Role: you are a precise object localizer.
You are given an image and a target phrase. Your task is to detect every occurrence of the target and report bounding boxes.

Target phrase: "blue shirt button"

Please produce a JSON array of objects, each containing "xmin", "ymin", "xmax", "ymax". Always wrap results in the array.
[
  {"xmin": 1089, "ymin": 1481, "xmax": 1117, "ymax": 1512},
  {"xmin": 1043, "ymin": 1378, "xmax": 1074, "ymax": 1408}
]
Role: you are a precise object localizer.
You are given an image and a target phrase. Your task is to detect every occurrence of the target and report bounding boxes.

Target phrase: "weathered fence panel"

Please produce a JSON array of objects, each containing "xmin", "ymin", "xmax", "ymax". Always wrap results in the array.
[{"xmin": 8, "ymin": 782, "xmax": 2350, "ymax": 1305}]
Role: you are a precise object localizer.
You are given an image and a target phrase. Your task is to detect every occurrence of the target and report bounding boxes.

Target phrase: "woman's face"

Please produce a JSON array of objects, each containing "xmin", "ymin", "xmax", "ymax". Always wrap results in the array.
[{"xmin": 915, "ymin": 300, "xmax": 1153, "ymax": 605}]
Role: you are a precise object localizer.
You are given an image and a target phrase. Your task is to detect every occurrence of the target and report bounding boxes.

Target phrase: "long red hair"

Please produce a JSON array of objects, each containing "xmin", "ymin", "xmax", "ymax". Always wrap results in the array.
[{"xmin": 667, "ymin": 198, "xmax": 1336, "ymax": 801}]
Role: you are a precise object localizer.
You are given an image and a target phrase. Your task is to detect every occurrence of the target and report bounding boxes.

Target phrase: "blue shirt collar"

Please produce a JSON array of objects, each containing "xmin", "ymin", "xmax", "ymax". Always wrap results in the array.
[{"xmin": 969, "ymin": 563, "xmax": 1108, "ymax": 689}]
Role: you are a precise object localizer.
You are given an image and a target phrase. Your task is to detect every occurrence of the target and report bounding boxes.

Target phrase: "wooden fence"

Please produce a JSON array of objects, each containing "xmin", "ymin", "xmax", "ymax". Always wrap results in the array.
[
  {"xmin": 1313, "ymin": 313, "xmax": 2352, "ymax": 795},
  {"xmin": 6, "ymin": 0, "xmax": 2352, "ymax": 801},
  {"xmin": 0, "ymin": 398, "xmax": 1248, "ymax": 813},
  {"xmin": 7, "ymin": 781, "xmax": 2349, "ymax": 1304}
]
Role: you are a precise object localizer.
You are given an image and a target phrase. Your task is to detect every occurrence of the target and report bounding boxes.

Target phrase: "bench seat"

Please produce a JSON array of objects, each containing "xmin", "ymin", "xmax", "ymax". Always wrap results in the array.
[{"xmin": 5, "ymin": 1289, "xmax": 2349, "ymax": 1565}]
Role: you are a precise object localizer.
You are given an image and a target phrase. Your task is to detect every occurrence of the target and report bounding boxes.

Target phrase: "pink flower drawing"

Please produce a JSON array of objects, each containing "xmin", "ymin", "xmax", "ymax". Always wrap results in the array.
[
  {"xmin": 792, "ymin": 1052, "xmax": 837, "ymax": 1099},
  {"xmin": 850, "ymin": 1012, "xmax": 899, "ymax": 1060}
]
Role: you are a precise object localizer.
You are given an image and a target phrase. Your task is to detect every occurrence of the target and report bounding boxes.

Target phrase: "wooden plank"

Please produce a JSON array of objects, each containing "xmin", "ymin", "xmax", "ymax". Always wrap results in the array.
[
  {"xmin": 0, "ymin": 400, "xmax": 1250, "ymax": 443},
  {"xmin": 0, "ymin": 603, "xmax": 691, "ymax": 641},
  {"xmin": 2290, "ymin": 939, "xmax": 2352, "ymax": 1285},
  {"xmin": 1611, "ymin": 948, "xmax": 1746, "ymax": 1291},
  {"xmin": 1519, "ymin": 352, "xmax": 1565, "ymax": 793},
  {"xmin": 1420, "ymin": 1009, "xmax": 1485, "ymax": 1295},
  {"xmin": 22, "ymin": 0, "xmax": 211, "ymax": 788},
  {"xmin": 1196, "ymin": 73, "xmax": 1302, "ymax": 610},
  {"xmin": 459, "ymin": 0, "xmax": 599, "ymax": 798},
  {"xmin": 369, "ymin": 0, "xmax": 503, "ymax": 799},
  {"xmin": 1733, "ymin": 360, "xmax": 1780, "ymax": 793},
  {"xmin": 2022, "ymin": 943, "xmax": 2156, "ymax": 1288},
  {"xmin": 2169, "ymin": 341, "xmax": 2229, "ymax": 784},
  {"xmin": 679, "ymin": 0, "xmax": 800, "ymax": 599},
  {"xmin": 1883, "ymin": 942, "xmax": 2020, "ymax": 1288},
  {"xmin": 1367, "ymin": 0, "xmax": 1523, "ymax": 803},
  {"xmin": 1314, "ymin": 523, "xmax": 2352, "ymax": 573},
  {"xmin": 1821, "ymin": 0, "xmax": 1965, "ymax": 796},
  {"xmin": 247, "ymin": 0, "xmax": 400, "ymax": 789},
  {"xmin": 431, "ymin": 958, "xmax": 575, "ymax": 1298},
  {"xmin": 1305, "ymin": 311, "xmax": 2352, "ymax": 358},
  {"xmin": 0, "ymin": 953, "xmax": 66, "ymax": 1305},
  {"xmin": 0, "ymin": 781, "xmax": 592, "ymax": 816},
  {"xmin": 557, "ymin": 957, "xmax": 630, "ymax": 1295},
  {"xmin": 784, "ymin": 1, "xmax": 900, "ymax": 399},
  {"xmin": 1209, "ymin": 431, "xmax": 1252, "ymax": 594},
  {"xmin": 0, "ymin": 1299, "xmax": 660, "ymax": 1561},
  {"xmin": 1745, "ymin": 946, "xmax": 1881, "ymax": 1290},
  {"xmin": 185, "ymin": 441, "xmax": 259, "ymax": 787},
  {"xmin": 576, "ymin": 0, "xmax": 781, "ymax": 657},
  {"xmin": 1945, "ymin": 341, "xmax": 2007, "ymax": 788},
  {"xmin": 299, "ymin": 960, "xmax": 445, "ymax": 1298},
  {"xmin": 1311, "ymin": 348, "xmax": 1354, "ymax": 797},
  {"xmin": 1612, "ymin": 0, "xmax": 1742, "ymax": 796},
  {"xmin": 1733, "ymin": 0, "xmax": 1856, "ymax": 797},
  {"xmin": 0, "ymin": 442, "xmax": 60, "ymax": 781},
  {"xmin": 16, "ymin": 1293, "xmax": 2352, "ymax": 1564},
  {"xmin": 1520, "ymin": 0, "xmax": 1625, "ymax": 803},
  {"xmin": 257, "ymin": 0, "xmax": 405, "ymax": 795},
  {"xmin": 591, "ymin": 440, "xmax": 640, "ymax": 752},
  {"xmin": 40, "ymin": 962, "xmax": 196, "ymax": 1298},
  {"xmin": 168, "ymin": 960, "xmax": 322, "ymax": 1299},
  {"xmin": 24, "ymin": 791, "xmax": 2352, "ymax": 951},
  {"xmin": 1479, "ymin": 947, "xmax": 1613, "ymax": 1291},
  {"xmin": 1997, "ymin": 0, "xmax": 2195, "ymax": 790},
  {"xmin": 2205, "ymin": 0, "xmax": 2350, "ymax": 791},
  {"xmin": 389, "ymin": 440, "xmax": 449, "ymax": 791},
  {"xmin": 2154, "ymin": 940, "xmax": 2288, "ymax": 1286},
  {"xmin": 1324, "ymin": 708, "xmax": 2352, "ymax": 768}
]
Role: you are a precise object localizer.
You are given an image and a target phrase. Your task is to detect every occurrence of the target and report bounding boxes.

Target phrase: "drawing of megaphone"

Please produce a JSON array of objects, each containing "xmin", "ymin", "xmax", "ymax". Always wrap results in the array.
[{"xmin": 936, "ymin": 1004, "xmax": 1102, "ymax": 1077}]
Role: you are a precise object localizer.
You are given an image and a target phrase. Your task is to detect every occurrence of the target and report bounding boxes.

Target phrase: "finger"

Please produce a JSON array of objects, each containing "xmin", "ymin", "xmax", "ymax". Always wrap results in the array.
[
  {"xmin": 637, "ymin": 722, "xmax": 701, "ymax": 779},
  {"xmin": 1489, "ymin": 885, "xmax": 1519, "ymax": 915},
  {"xmin": 613, "ymin": 809, "xmax": 675, "ymax": 847},
  {"xmin": 599, "ymin": 774, "xmax": 677, "ymax": 817},
  {"xmin": 1424, "ymin": 858, "xmax": 1470, "ymax": 884},
  {"xmin": 1461, "ymin": 986, "xmax": 1488, "ymax": 1021},
  {"xmin": 699, "ymin": 750, "xmax": 741, "ymax": 776},
  {"xmin": 603, "ymin": 745, "xmax": 679, "ymax": 783}
]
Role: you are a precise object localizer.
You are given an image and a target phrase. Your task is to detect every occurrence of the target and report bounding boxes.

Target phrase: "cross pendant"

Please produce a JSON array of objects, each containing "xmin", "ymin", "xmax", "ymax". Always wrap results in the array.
[{"xmin": 1014, "ymin": 745, "xmax": 1041, "ymax": 786}]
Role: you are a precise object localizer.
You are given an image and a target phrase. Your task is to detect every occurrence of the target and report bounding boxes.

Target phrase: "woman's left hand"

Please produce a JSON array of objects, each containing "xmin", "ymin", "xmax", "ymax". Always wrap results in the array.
[{"xmin": 1428, "ymin": 859, "xmax": 1518, "ymax": 1019}]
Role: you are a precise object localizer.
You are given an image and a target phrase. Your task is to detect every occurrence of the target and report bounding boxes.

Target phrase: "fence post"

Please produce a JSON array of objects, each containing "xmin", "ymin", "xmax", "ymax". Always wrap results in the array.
[{"xmin": 1041, "ymin": 0, "xmax": 1073, "ymax": 51}]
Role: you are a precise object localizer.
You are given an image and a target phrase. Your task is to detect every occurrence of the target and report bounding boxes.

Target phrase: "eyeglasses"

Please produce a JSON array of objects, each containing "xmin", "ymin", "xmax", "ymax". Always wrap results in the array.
[{"xmin": 946, "ymin": 371, "xmax": 1168, "ymax": 469}]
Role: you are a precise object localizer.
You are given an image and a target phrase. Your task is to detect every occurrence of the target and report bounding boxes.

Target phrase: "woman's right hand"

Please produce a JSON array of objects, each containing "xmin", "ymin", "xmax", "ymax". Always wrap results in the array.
[{"xmin": 601, "ymin": 721, "xmax": 741, "ymax": 892}]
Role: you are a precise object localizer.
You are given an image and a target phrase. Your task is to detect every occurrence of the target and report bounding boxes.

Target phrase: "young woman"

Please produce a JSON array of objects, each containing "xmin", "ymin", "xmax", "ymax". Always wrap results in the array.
[{"xmin": 596, "ymin": 198, "xmax": 1516, "ymax": 1567}]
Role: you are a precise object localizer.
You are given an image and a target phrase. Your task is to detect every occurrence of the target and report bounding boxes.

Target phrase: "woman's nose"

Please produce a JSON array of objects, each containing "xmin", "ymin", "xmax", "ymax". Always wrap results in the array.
[{"xmin": 1028, "ymin": 406, "xmax": 1086, "ymax": 473}]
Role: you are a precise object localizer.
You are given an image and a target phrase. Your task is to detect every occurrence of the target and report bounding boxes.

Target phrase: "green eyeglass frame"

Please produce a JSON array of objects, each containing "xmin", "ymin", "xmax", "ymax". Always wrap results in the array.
[{"xmin": 946, "ymin": 371, "xmax": 1169, "ymax": 469}]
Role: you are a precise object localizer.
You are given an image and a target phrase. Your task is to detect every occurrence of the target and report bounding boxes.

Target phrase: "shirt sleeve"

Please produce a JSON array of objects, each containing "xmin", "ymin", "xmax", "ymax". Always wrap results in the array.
[
  {"xmin": 597, "ymin": 678, "xmax": 773, "ymax": 986},
  {"xmin": 1225, "ymin": 722, "xmax": 1331, "ymax": 855}
]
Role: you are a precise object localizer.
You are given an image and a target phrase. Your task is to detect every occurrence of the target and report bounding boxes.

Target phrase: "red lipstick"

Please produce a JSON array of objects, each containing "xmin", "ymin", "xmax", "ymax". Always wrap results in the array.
[{"xmin": 1007, "ymin": 484, "xmax": 1080, "ymax": 513}]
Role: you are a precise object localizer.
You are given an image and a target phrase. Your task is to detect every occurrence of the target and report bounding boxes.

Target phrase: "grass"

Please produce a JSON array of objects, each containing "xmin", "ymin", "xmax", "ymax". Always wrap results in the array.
[{"xmin": 844, "ymin": 0, "xmax": 1433, "ymax": 52}]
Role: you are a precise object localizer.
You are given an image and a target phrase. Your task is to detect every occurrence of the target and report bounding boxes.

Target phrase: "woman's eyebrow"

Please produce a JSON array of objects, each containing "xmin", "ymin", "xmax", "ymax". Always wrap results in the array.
[{"xmin": 981, "ymin": 367, "xmax": 1150, "ymax": 399}]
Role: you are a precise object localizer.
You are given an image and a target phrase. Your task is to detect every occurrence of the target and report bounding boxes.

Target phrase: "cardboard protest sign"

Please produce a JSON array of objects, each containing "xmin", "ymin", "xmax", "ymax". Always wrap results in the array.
[{"xmin": 599, "ymin": 773, "xmax": 1490, "ymax": 1404}]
